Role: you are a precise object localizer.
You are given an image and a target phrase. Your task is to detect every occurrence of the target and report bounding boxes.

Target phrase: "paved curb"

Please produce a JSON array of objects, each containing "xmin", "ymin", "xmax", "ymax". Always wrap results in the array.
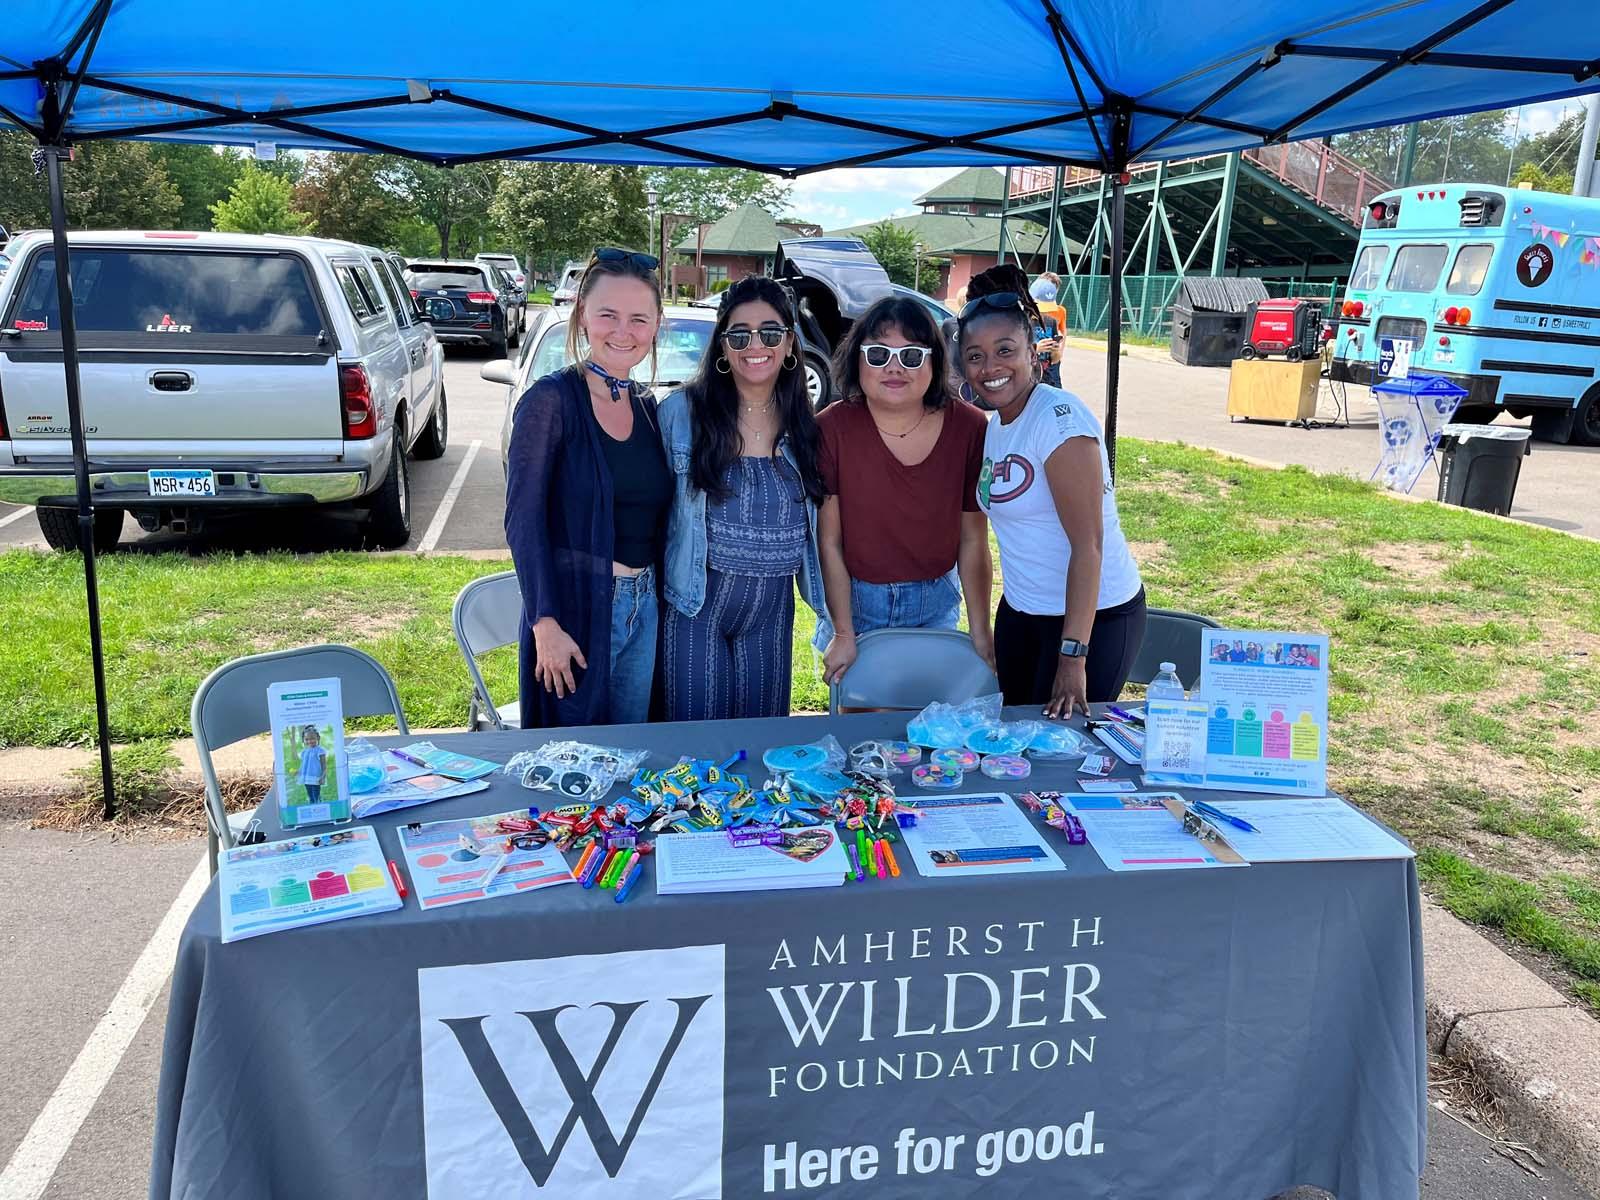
[{"xmin": 1422, "ymin": 899, "xmax": 1600, "ymax": 1194}]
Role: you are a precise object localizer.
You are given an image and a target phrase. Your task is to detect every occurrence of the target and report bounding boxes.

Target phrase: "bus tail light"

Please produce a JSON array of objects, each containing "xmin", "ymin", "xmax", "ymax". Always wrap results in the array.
[
  {"xmin": 1456, "ymin": 306, "xmax": 1472, "ymax": 326},
  {"xmin": 1443, "ymin": 306, "xmax": 1459, "ymax": 324}
]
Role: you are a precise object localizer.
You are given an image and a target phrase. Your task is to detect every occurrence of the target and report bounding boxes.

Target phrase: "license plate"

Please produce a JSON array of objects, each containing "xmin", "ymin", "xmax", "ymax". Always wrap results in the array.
[
  {"xmin": 1434, "ymin": 348, "xmax": 1455, "ymax": 365},
  {"xmin": 147, "ymin": 469, "xmax": 216, "ymax": 498}
]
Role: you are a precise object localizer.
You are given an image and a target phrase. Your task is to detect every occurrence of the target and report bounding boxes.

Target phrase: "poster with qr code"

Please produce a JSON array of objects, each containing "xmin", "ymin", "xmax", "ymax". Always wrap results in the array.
[{"xmin": 1142, "ymin": 699, "xmax": 1208, "ymax": 787}]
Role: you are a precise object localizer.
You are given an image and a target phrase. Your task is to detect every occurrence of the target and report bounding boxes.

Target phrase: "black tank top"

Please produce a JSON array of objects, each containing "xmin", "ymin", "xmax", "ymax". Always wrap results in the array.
[{"xmin": 598, "ymin": 395, "xmax": 671, "ymax": 569}]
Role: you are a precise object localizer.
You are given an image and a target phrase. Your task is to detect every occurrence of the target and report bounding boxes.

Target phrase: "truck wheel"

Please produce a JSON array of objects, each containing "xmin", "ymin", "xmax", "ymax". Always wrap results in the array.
[
  {"xmin": 364, "ymin": 439, "xmax": 412, "ymax": 549},
  {"xmin": 1574, "ymin": 387, "xmax": 1600, "ymax": 447},
  {"xmin": 413, "ymin": 386, "xmax": 448, "ymax": 460},
  {"xmin": 36, "ymin": 506, "xmax": 122, "ymax": 553}
]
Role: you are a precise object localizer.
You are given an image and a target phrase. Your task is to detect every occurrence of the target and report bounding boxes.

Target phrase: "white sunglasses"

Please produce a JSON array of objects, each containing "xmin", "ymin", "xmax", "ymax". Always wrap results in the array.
[{"xmin": 860, "ymin": 343, "xmax": 931, "ymax": 370}]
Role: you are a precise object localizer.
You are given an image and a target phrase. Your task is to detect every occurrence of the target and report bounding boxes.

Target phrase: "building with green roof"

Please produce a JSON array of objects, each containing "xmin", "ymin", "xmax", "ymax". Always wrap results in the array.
[{"xmin": 672, "ymin": 202, "xmax": 821, "ymax": 295}]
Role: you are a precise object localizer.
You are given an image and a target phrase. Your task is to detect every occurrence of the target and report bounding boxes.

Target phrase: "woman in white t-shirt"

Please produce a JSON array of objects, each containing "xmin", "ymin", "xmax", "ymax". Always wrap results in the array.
[{"xmin": 957, "ymin": 274, "xmax": 1146, "ymax": 717}]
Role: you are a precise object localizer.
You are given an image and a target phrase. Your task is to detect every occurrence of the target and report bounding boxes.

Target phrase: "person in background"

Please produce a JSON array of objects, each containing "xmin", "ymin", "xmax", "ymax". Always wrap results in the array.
[
  {"xmin": 658, "ymin": 276, "xmax": 826, "ymax": 720},
  {"xmin": 1026, "ymin": 269, "xmax": 1067, "ymax": 388},
  {"xmin": 958, "ymin": 271, "xmax": 1146, "ymax": 716},
  {"xmin": 504, "ymin": 248, "xmax": 671, "ymax": 728},
  {"xmin": 815, "ymin": 294, "xmax": 993, "ymax": 685}
]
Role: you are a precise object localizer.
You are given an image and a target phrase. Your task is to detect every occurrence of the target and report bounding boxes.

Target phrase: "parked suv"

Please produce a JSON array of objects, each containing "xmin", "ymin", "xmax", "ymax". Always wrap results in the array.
[
  {"xmin": 0, "ymin": 230, "xmax": 447, "ymax": 550},
  {"xmin": 406, "ymin": 259, "xmax": 521, "ymax": 354},
  {"xmin": 476, "ymin": 253, "xmax": 528, "ymax": 316}
]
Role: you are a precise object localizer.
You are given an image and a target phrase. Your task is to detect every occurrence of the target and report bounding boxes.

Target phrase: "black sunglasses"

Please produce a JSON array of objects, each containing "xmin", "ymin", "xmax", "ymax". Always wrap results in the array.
[
  {"xmin": 959, "ymin": 292, "xmax": 1025, "ymax": 322},
  {"xmin": 722, "ymin": 326, "xmax": 791, "ymax": 350},
  {"xmin": 594, "ymin": 247, "xmax": 659, "ymax": 271}
]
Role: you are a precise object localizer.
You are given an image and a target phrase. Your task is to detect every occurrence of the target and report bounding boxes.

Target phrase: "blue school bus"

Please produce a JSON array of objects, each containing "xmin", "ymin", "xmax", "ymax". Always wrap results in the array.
[{"xmin": 1328, "ymin": 183, "xmax": 1600, "ymax": 445}]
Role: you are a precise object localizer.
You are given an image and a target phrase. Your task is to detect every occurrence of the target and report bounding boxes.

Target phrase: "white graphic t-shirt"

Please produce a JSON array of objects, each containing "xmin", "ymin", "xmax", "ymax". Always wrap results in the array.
[{"xmin": 976, "ymin": 384, "xmax": 1142, "ymax": 615}]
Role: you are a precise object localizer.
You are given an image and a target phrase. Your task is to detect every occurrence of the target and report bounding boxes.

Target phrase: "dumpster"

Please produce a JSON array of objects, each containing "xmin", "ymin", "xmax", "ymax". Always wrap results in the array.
[
  {"xmin": 1169, "ymin": 277, "xmax": 1268, "ymax": 367},
  {"xmin": 1436, "ymin": 423, "xmax": 1532, "ymax": 515}
]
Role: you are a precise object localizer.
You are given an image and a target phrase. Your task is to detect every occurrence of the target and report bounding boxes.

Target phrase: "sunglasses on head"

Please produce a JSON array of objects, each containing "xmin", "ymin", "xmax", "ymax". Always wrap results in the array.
[
  {"xmin": 860, "ymin": 343, "xmax": 931, "ymax": 369},
  {"xmin": 959, "ymin": 292, "xmax": 1024, "ymax": 322},
  {"xmin": 593, "ymin": 247, "xmax": 659, "ymax": 271},
  {"xmin": 722, "ymin": 325, "xmax": 791, "ymax": 350}
]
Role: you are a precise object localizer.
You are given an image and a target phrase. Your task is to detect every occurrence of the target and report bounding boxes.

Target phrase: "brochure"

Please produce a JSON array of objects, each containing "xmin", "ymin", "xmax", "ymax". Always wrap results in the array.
[
  {"xmin": 897, "ymin": 792, "xmax": 1066, "ymax": 877},
  {"xmin": 351, "ymin": 774, "xmax": 490, "ymax": 819},
  {"xmin": 1066, "ymin": 792, "xmax": 1248, "ymax": 872},
  {"xmin": 398, "ymin": 809, "xmax": 576, "ymax": 908},
  {"xmin": 391, "ymin": 742, "xmax": 501, "ymax": 781},
  {"xmin": 655, "ymin": 828, "xmax": 848, "ymax": 894},
  {"xmin": 219, "ymin": 826, "xmax": 399, "ymax": 942},
  {"xmin": 268, "ymin": 677, "xmax": 351, "ymax": 828},
  {"xmin": 1197, "ymin": 630, "xmax": 1330, "ymax": 796}
]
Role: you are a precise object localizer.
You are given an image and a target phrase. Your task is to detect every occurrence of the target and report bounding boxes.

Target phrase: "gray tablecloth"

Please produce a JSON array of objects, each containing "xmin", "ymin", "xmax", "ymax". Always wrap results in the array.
[{"xmin": 150, "ymin": 709, "xmax": 1426, "ymax": 1199}]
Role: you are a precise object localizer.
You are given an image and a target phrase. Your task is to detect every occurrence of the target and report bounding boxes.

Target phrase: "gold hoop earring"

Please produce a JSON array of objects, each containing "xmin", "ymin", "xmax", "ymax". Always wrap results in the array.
[
  {"xmin": 715, "ymin": 357, "xmax": 732, "ymax": 374},
  {"xmin": 783, "ymin": 352, "xmax": 798, "ymax": 370}
]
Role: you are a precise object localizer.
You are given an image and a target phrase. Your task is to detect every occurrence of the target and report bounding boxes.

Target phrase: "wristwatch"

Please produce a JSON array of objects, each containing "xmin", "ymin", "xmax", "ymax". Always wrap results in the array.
[{"xmin": 1059, "ymin": 638, "xmax": 1089, "ymax": 658}]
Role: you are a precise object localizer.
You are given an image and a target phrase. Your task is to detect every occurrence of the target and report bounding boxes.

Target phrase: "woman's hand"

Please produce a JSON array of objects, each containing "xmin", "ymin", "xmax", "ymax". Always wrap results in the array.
[
  {"xmin": 532, "ymin": 617, "xmax": 587, "ymax": 698},
  {"xmin": 1045, "ymin": 654, "xmax": 1088, "ymax": 719},
  {"xmin": 822, "ymin": 633, "xmax": 858, "ymax": 686}
]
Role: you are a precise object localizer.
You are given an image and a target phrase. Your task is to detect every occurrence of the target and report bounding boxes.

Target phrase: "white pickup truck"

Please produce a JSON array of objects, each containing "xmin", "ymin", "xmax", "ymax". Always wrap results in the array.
[{"xmin": 0, "ymin": 230, "xmax": 447, "ymax": 550}]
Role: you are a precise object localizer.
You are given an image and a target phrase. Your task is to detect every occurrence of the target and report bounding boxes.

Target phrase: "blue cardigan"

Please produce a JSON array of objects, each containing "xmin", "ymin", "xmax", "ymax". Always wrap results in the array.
[{"xmin": 504, "ymin": 365, "xmax": 663, "ymax": 728}]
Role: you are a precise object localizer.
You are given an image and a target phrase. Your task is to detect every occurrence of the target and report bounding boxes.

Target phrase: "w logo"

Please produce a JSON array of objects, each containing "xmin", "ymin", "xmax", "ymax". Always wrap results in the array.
[{"xmin": 420, "ymin": 946, "xmax": 725, "ymax": 1198}]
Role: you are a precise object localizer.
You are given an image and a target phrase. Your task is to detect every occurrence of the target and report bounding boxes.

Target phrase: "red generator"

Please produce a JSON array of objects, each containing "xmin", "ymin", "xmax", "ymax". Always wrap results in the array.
[{"xmin": 1240, "ymin": 297, "xmax": 1322, "ymax": 361}]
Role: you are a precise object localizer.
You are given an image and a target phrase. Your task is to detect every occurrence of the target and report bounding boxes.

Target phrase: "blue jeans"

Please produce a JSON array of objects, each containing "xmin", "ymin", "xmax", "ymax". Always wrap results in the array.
[
  {"xmin": 608, "ymin": 565, "xmax": 658, "ymax": 725},
  {"xmin": 812, "ymin": 569, "xmax": 962, "ymax": 651}
]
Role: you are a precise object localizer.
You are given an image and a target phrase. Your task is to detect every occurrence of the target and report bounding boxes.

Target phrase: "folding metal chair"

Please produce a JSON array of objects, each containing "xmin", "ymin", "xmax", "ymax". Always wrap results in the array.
[
  {"xmin": 451, "ymin": 570, "xmax": 524, "ymax": 731},
  {"xmin": 828, "ymin": 628, "xmax": 998, "ymax": 715},
  {"xmin": 1127, "ymin": 607, "xmax": 1223, "ymax": 692},
  {"xmin": 190, "ymin": 644, "xmax": 409, "ymax": 874}
]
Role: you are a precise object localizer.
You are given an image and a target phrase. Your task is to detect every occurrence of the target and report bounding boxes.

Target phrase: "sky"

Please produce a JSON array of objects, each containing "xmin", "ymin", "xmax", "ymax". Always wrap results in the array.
[{"xmin": 782, "ymin": 100, "xmax": 1589, "ymax": 231}]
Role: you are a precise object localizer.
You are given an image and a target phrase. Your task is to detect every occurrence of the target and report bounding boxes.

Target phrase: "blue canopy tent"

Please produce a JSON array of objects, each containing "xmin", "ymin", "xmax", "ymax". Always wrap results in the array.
[{"xmin": 5, "ymin": 0, "xmax": 1599, "ymax": 810}]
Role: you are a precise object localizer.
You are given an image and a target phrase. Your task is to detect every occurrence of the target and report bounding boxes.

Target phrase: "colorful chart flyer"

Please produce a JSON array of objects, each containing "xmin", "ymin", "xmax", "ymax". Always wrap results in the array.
[
  {"xmin": 398, "ymin": 809, "xmax": 576, "ymax": 908},
  {"xmin": 1196, "ymin": 630, "xmax": 1330, "ymax": 796},
  {"xmin": 268, "ymin": 677, "xmax": 351, "ymax": 828},
  {"xmin": 897, "ymin": 792, "xmax": 1066, "ymax": 877},
  {"xmin": 219, "ymin": 826, "xmax": 399, "ymax": 943}
]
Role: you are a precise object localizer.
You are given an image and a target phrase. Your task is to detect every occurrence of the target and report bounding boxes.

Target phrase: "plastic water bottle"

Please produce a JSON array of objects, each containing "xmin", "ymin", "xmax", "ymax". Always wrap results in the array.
[{"xmin": 1146, "ymin": 661, "xmax": 1186, "ymax": 702}]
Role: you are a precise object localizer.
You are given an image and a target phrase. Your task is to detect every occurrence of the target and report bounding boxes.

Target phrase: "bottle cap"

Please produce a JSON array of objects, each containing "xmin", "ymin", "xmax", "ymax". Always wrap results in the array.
[{"xmin": 1160, "ymin": 661, "xmax": 1177, "ymax": 672}]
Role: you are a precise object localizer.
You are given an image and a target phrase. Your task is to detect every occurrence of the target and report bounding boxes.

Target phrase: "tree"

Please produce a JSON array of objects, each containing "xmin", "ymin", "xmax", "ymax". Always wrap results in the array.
[
  {"xmin": 293, "ymin": 152, "xmax": 409, "ymax": 247},
  {"xmin": 148, "ymin": 144, "xmax": 246, "ymax": 230},
  {"xmin": 490, "ymin": 164, "xmax": 649, "ymax": 275},
  {"xmin": 1336, "ymin": 111, "xmax": 1513, "ymax": 186},
  {"xmin": 859, "ymin": 220, "xmax": 941, "ymax": 295},
  {"xmin": 1512, "ymin": 160, "xmax": 1575, "ymax": 196},
  {"xmin": 1517, "ymin": 109, "xmax": 1590, "ymax": 191},
  {"xmin": 0, "ymin": 133, "xmax": 183, "ymax": 231},
  {"xmin": 644, "ymin": 167, "xmax": 792, "ymax": 224},
  {"xmin": 209, "ymin": 163, "xmax": 310, "ymax": 233},
  {"xmin": 385, "ymin": 161, "xmax": 503, "ymax": 257}
]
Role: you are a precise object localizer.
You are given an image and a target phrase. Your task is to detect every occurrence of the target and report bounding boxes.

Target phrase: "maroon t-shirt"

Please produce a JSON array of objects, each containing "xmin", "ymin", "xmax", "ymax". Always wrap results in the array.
[{"xmin": 818, "ymin": 399, "xmax": 987, "ymax": 584}]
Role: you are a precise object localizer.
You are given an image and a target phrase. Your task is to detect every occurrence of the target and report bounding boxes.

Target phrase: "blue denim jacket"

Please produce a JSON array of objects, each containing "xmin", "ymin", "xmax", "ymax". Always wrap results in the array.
[{"xmin": 658, "ymin": 389, "xmax": 826, "ymax": 618}]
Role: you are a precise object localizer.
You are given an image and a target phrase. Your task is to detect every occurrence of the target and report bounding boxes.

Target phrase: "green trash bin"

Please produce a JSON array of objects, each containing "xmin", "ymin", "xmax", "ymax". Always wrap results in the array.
[{"xmin": 1436, "ymin": 423, "xmax": 1531, "ymax": 516}]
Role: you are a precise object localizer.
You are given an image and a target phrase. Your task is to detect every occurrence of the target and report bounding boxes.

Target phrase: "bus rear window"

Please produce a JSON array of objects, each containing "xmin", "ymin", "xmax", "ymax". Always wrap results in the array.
[
  {"xmin": 1446, "ymin": 244, "xmax": 1493, "ymax": 296},
  {"xmin": 1349, "ymin": 244, "xmax": 1390, "ymax": 290},
  {"xmin": 1387, "ymin": 244, "xmax": 1448, "ymax": 293}
]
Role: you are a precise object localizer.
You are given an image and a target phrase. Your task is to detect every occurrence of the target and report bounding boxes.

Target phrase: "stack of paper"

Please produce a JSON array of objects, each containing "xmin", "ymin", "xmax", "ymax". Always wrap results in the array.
[
  {"xmin": 655, "ymin": 829, "xmax": 849, "ymax": 894},
  {"xmin": 219, "ymin": 825, "xmax": 400, "ymax": 942},
  {"xmin": 352, "ymin": 773, "xmax": 489, "ymax": 818},
  {"xmin": 1194, "ymin": 797, "xmax": 1413, "ymax": 862},
  {"xmin": 398, "ymin": 810, "xmax": 576, "ymax": 908}
]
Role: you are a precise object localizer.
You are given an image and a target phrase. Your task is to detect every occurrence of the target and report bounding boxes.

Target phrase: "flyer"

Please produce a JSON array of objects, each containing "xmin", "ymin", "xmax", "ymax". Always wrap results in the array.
[
  {"xmin": 398, "ymin": 809, "xmax": 577, "ymax": 908},
  {"xmin": 1141, "ymin": 698, "xmax": 1209, "ymax": 787},
  {"xmin": 219, "ymin": 826, "xmax": 399, "ymax": 942},
  {"xmin": 1066, "ymin": 792, "xmax": 1248, "ymax": 872},
  {"xmin": 897, "ymin": 792, "xmax": 1066, "ymax": 877},
  {"xmin": 655, "ymin": 827, "xmax": 849, "ymax": 893},
  {"xmin": 351, "ymin": 773, "xmax": 490, "ymax": 819},
  {"xmin": 267, "ymin": 677, "xmax": 351, "ymax": 828},
  {"xmin": 1197, "ymin": 630, "xmax": 1329, "ymax": 796}
]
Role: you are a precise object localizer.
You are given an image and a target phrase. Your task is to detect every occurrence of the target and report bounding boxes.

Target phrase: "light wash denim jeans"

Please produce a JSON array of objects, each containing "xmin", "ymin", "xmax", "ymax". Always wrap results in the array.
[
  {"xmin": 608, "ymin": 565, "xmax": 658, "ymax": 724},
  {"xmin": 811, "ymin": 568, "xmax": 962, "ymax": 651}
]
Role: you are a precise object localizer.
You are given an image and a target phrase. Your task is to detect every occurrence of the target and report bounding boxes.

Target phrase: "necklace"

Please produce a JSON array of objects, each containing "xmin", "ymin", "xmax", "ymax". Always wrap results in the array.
[{"xmin": 869, "ymin": 404, "xmax": 929, "ymax": 439}]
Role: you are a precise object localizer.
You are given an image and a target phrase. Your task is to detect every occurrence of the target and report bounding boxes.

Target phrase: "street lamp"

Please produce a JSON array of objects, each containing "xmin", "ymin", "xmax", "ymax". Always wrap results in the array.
[
  {"xmin": 646, "ymin": 187, "xmax": 660, "ymax": 260},
  {"xmin": 914, "ymin": 240, "xmax": 925, "ymax": 291}
]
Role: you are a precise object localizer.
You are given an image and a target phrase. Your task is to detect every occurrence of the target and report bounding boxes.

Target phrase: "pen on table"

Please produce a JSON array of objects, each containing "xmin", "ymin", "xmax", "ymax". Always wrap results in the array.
[
  {"xmin": 387, "ymin": 859, "xmax": 408, "ymax": 899},
  {"xmin": 1191, "ymin": 800, "xmax": 1258, "ymax": 833},
  {"xmin": 615, "ymin": 858, "xmax": 644, "ymax": 903},
  {"xmin": 388, "ymin": 748, "xmax": 429, "ymax": 769},
  {"xmin": 1108, "ymin": 705, "xmax": 1144, "ymax": 727}
]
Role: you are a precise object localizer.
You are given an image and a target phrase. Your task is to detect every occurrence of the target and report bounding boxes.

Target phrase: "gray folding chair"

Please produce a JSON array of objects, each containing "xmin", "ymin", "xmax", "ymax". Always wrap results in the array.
[
  {"xmin": 452, "ymin": 570, "xmax": 524, "ymax": 731},
  {"xmin": 1127, "ymin": 607, "xmax": 1223, "ymax": 692},
  {"xmin": 829, "ymin": 628, "xmax": 999, "ymax": 715},
  {"xmin": 190, "ymin": 644, "xmax": 409, "ymax": 874}
]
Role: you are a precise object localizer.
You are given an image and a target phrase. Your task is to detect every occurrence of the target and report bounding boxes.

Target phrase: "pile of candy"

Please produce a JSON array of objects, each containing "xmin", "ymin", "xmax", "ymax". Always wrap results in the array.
[{"xmin": 1019, "ymin": 791, "xmax": 1086, "ymax": 844}]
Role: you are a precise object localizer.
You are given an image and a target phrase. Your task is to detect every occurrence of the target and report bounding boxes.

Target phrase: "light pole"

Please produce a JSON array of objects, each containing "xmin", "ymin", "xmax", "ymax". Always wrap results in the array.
[
  {"xmin": 646, "ymin": 187, "xmax": 660, "ymax": 260},
  {"xmin": 914, "ymin": 241, "xmax": 924, "ymax": 291}
]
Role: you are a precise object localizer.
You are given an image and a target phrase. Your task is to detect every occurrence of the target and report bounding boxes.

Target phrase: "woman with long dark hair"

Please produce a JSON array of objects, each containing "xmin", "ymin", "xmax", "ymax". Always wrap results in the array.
[
  {"xmin": 814, "ymin": 294, "xmax": 993, "ymax": 685},
  {"xmin": 504, "ymin": 247, "xmax": 671, "ymax": 728},
  {"xmin": 658, "ymin": 275, "xmax": 826, "ymax": 720}
]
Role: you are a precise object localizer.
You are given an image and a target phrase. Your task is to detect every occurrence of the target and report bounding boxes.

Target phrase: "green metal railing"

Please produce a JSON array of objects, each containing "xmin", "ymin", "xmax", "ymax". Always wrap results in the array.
[{"xmin": 1058, "ymin": 275, "xmax": 1339, "ymax": 341}]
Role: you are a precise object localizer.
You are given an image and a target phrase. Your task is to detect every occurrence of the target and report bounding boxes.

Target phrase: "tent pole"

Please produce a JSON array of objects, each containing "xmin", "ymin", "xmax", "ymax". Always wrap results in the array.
[
  {"xmin": 43, "ymin": 143, "xmax": 117, "ymax": 819},
  {"xmin": 1105, "ymin": 172, "xmax": 1125, "ymax": 479}
]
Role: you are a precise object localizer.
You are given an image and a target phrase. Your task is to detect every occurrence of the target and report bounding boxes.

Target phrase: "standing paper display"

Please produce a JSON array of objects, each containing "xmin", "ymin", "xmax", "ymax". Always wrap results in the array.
[
  {"xmin": 1197, "ymin": 631, "xmax": 1329, "ymax": 795},
  {"xmin": 268, "ymin": 678, "xmax": 351, "ymax": 828}
]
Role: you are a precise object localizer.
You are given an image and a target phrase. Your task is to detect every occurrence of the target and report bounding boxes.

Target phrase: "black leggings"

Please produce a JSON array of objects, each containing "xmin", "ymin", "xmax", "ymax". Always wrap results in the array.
[{"xmin": 994, "ymin": 587, "xmax": 1148, "ymax": 707}]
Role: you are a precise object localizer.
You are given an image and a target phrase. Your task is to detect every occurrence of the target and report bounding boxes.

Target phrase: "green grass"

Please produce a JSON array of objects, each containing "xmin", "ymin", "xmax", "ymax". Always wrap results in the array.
[{"xmin": 5, "ymin": 437, "xmax": 1600, "ymax": 1007}]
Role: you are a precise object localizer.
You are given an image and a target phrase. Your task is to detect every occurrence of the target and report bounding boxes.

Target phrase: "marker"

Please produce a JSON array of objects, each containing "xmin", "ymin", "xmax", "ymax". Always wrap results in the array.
[
  {"xmin": 1191, "ymin": 800, "xmax": 1258, "ymax": 833},
  {"xmin": 387, "ymin": 859, "xmax": 408, "ymax": 899},
  {"xmin": 858, "ymin": 829, "xmax": 875, "ymax": 877},
  {"xmin": 604, "ymin": 849, "xmax": 636, "ymax": 890},
  {"xmin": 595, "ymin": 847, "xmax": 622, "ymax": 889},
  {"xmin": 615, "ymin": 859, "xmax": 644, "ymax": 903},
  {"xmin": 572, "ymin": 842, "xmax": 598, "ymax": 881},
  {"xmin": 874, "ymin": 839, "xmax": 889, "ymax": 879},
  {"xmin": 846, "ymin": 841, "xmax": 863, "ymax": 881},
  {"xmin": 881, "ymin": 840, "xmax": 901, "ymax": 878},
  {"xmin": 582, "ymin": 848, "xmax": 611, "ymax": 888}
]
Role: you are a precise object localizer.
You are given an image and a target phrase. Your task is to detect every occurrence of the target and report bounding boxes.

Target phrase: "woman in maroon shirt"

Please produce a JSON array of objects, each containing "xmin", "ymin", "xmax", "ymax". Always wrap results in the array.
[{"xmin": 815, "ymin": 294, "xmax": 993, "ymax": 684}]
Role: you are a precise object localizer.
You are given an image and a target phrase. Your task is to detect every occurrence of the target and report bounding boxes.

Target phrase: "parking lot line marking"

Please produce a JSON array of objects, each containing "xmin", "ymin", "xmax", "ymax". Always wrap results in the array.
[
  {"xmin": 418, "ymin": 438, "xmax": 482, "ymax": 554},
  {"xmin": 0, "ymin": 506, "xmax": 34, "ymax": 530},
  {"xmin": 0, "ymin": 854, "xmax": 209, "ymax": 1200}
]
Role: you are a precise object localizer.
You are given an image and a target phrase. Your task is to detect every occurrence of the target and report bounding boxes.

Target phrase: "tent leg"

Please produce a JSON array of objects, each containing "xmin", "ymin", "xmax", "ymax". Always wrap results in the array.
[
  {"xmin": 44, "ymin": 146, "xmax": 117, "ymax": 819},
  {"xmin": 1104, "ymin": 174, "xmax": 1126, "ymax": 479}
]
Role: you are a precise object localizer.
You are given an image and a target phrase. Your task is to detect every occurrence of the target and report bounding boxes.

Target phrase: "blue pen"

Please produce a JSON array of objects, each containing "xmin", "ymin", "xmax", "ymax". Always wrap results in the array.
[
  {"xmin": 1192, "ymin": 800, "xmax": 1257, "ymax": 833},
  {"xmin": 614, "ymin": 860, "xmax": 644, "ymax": 903},
  {"xmin": 1108, "ymin": 705, "xmax": 1144, "ymax": 727}
]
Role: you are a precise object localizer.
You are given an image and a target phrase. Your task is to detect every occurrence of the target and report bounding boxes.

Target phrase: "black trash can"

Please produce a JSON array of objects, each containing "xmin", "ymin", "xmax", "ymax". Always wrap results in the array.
[
  {"xmin": 1169, "ymin": 278, "xmax": 1269, "ymax": 367},
  {"xmin": 1436, "ymin": 423, "xmax": 1532, "ymax": 515}
]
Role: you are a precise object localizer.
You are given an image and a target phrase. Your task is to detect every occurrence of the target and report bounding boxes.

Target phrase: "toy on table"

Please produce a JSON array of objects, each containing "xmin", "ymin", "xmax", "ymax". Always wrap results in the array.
[
  {"xmin": 929, "ymin": 747, "xmax": 980, "ymax": 772},
  {"xmin": 965, "ymin": 723, "xmax": 1039, "ymax": 756},
  {"xmin": 1028, "ymin": 723, "xmax": 1096, "ymax": 760},
  {"xmin": 763, "ymin": 736, "xmax": 845, "ymax": 774},
  {"xmin": 980, "ymin": 753, "xmax": 1032, "ymax": 780},
  {"xmin": 905, "ymin": 692, "xmax": 1003, "ymax": 748},
  {"xmin": 912, "ymin": 762, "xmax": 963, "ymax": 789}
]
